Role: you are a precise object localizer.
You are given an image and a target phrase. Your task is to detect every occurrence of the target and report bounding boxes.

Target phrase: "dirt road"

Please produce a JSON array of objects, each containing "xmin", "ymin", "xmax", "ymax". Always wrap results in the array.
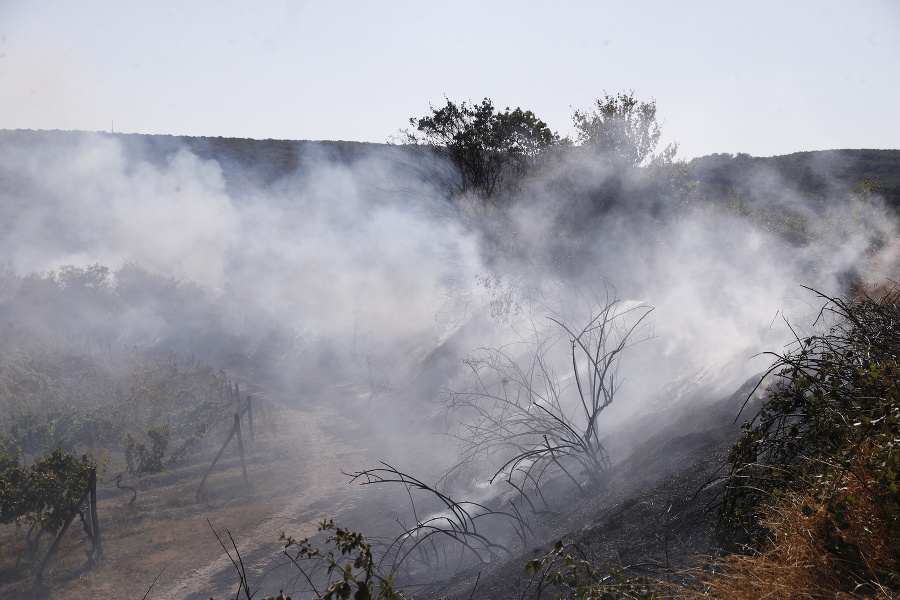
[{"xmin": 150, "ymin": 398, "xmax": 368, "ymax": 600}]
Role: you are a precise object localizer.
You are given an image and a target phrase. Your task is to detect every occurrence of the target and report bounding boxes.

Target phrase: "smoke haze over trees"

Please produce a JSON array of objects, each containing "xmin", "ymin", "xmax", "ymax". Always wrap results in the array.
[{"xmin": 0, "ymin": 94, "xmax": 898, "ymax": 598}]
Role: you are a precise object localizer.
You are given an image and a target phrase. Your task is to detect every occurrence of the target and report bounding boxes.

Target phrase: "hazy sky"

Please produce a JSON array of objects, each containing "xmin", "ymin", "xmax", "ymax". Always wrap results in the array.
[{"xmin": 0, "ymin": 0, "xmax": 897, "ymax": 158}]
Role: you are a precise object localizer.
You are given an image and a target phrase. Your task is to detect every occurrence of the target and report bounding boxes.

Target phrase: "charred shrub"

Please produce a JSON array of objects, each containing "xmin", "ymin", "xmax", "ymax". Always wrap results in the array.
[
  {"xmin": 523, "ymin": 539, "xmax": 664, "ymax": 600},
  {"xmin": 446, "ymin": 296, "xmax": 653, "ymax": 501}
]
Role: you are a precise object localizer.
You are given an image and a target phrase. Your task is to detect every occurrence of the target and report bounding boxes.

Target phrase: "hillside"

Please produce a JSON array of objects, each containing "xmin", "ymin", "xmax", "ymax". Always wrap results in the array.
[
  {"xmin": 3, "ymin": 130, "xmax": 898, "ymax": 207},
  {"xmin": 690, "ymin": 149, "xmax": 900, "ymax": 209}
]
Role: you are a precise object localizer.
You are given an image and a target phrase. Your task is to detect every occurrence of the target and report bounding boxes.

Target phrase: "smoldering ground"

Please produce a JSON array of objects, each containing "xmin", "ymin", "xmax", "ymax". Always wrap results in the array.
[{"xmin": 0, "ymin": 130, "xmax": 896, "ymax": 594}]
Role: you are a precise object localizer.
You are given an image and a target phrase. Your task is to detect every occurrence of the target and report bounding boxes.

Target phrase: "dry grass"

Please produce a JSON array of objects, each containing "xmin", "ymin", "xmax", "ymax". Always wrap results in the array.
[{"xmin": 676, "ymin": 454, "xmax": 899, "ymax": 600}]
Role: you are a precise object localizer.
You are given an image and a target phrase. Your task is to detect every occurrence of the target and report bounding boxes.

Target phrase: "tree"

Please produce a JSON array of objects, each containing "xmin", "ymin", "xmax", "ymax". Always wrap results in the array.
[
  {"xmin": 542, "ymin": 92, "xmax": 689, "ymax": 263},
  {"xmin": 404, "ymin": 98, "xmax": 562, "ymax": 203},
  {"xmin": 572, "ymin": 92, "xmax": 677, "ymax": 167}
]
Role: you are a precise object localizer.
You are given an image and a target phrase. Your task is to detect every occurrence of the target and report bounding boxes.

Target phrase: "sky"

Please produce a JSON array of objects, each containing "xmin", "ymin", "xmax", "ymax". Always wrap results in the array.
[{"xmin": 0, "ymin": 0, "xmax": 897, "ymax": 159}]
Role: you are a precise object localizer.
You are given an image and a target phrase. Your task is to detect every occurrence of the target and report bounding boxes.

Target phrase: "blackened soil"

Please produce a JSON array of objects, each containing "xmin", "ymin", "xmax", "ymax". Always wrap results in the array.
[{"xmin": 419, "ymin": 378, "xmax": 757, "ymax": 600}]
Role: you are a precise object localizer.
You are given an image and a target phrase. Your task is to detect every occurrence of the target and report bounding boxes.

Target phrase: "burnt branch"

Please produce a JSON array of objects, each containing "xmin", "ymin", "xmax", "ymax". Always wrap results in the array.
[
  {"xmin": 346, "ymin": 463, "xmax": 532, "ymax": 574},
  {"xmin": 445, "ymin": 295, "xmax": 653, "ymax": 505}
]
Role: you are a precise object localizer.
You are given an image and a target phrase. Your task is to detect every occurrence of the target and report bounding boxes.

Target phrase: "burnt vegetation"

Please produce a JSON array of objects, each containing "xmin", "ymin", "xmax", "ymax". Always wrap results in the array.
[
  {"xmin": 444, "ymin": 296, "xmax": 654, "ymax": 497},
  {"xmin": 0, "ymin": 93, "xmax": 899, "ymax": 600}
]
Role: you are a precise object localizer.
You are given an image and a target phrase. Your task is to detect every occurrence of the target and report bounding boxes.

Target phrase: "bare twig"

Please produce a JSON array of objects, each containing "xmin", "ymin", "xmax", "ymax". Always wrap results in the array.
[
  {"xmin": 208, "ymin": 519, "xmax": 254, "ymax": 600},
  {"xmin": 141, "ymin": 564, "xmax": 168, "ymax": 600},
  {"xmin": 347, "ymin": 463, "xmax": 532, "ymax": 573}
]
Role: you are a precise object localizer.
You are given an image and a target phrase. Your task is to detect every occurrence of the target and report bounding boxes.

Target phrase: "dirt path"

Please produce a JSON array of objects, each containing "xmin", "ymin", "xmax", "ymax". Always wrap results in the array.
[{"xmin": 149, "ymin": 398, "xmax": 368, "ymax": 600}]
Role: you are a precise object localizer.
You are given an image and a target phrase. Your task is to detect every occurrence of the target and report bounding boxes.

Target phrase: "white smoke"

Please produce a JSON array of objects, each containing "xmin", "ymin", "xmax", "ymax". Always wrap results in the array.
[{"xmin": 0, "ymin": 130, "xmax": 894, "ymax": 460}]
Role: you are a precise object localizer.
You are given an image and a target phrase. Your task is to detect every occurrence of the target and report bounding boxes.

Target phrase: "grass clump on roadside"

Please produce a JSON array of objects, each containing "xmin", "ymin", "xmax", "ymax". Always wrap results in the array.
[{"xmin": 701, "ymin": 284, "xmax": 900, "ymax": 598}]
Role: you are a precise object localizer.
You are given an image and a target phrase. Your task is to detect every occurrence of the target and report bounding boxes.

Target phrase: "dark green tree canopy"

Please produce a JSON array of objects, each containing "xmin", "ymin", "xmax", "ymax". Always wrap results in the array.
[
  {"xmin": 0, "ymin": 445, "xmax": 94, "ymax": 533},
  {"xmin": 406, "ymin": 98, "xmax": 562, "ymax": 201}
]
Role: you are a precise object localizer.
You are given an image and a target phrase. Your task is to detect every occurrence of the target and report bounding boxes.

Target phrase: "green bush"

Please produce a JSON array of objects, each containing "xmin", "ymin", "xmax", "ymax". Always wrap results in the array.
[
  {"xmin": 124, "ymin": 424, "xmax": 170, "ymax": 477},
  {"xmin": 0, "ymin": 445, "xmax": 94, "ymax": 533},
  {"xmin": 0, "ymin": 339, "xmax": 228, "ymax": 479},
  {"xmin": 281, "ymin": 520, "xmax": 404, "ymax": 600}
]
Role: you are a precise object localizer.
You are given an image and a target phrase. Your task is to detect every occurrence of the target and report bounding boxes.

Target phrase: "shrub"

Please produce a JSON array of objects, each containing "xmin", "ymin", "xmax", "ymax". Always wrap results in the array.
[
  {"xmin": 124, "ymin": 424, "xmax": 170, "ymax": 477},
  {"xmin": 716, "ymin": 285, "xmax": 900, "ymax": 595},
  {"xmin": 281, "ymin": 520, "xmax": 405, "ymax": 600},
  {"xmin": 0, "ymin": 445, "xmax": 95, "ymax": 546}
]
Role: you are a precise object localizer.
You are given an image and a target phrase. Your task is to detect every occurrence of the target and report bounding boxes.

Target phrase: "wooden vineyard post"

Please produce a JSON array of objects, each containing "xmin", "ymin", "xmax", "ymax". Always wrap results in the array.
[
  {"xmin": 89, "ymin": 467, "xmax": 102, "ymax": 559},
  {"xmin": 196, "ymin": 412, "xmax": 250, "ymax": 502},
  {"xmin": 79, "ymin": 465, "xmax": 102, "ymax": 561},
  {"xmin": 38, "ymin": 465, "xmax": 99, "ymax": 577},
  {"xmin": 234, "ymin": 412, "xmax": 248, "ymax": 484},
  {"xmin": 197, "ymin": 418, "xmax": 238, "ymax": 502},
  {"xmin": 242, "ymin": 395, "xmax": 254, "ymax": 444}
]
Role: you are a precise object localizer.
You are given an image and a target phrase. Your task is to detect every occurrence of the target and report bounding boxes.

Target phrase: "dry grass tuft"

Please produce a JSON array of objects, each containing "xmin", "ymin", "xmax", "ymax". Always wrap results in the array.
[{"xmin": 680, "ymin": 452, "xmax": 900, "ymax": 600}]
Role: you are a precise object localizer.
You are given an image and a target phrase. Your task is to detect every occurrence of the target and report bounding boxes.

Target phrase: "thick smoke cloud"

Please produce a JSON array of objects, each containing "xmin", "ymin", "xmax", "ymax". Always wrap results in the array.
[
  {"xmin": 0, "ymin": 135, "xmax": 235, "ymax": 281},
  {"xmin": 1, "ymin": 130, "xmax": 897, "ymax": 598},
  {"xmin": 0, "ymin": 133, "xmax": 480, "ymax": 358},
  {"xmin": 0, "ymin": 130, "xmax": 895, "ymax": 468},
  {"xmin": 479, "ymin": 152, "xmax": 895, "ymax": 432}
]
